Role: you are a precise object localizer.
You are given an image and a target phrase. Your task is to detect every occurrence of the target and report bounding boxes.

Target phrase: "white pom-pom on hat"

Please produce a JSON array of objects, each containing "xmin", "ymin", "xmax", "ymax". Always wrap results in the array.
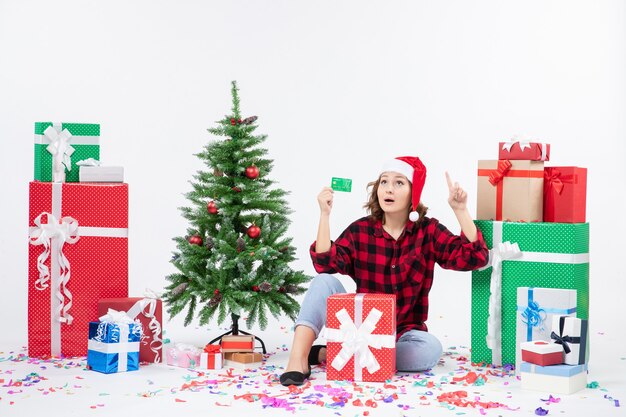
[{"xmin": 380, "ymin": 156, "xmax": 427, "ymax": 222}]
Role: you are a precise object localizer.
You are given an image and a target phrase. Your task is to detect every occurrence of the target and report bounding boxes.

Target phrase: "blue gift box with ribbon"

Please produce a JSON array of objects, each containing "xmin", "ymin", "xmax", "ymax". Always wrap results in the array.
[
  {"xmin": 515, "ymin": 287, "xmax": 577, "ymax": 371},
  {"xmin": 87, "ymin": 310, "xmax": 142, "ymax": 374}
]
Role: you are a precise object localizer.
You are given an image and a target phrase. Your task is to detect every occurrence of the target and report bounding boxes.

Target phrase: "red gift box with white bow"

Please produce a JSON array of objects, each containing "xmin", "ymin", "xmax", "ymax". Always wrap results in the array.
[
  {"xmin": 326, "ymin": 293, "xmax": 396, "ymax": 382},
  {"xmin": 28, "ymin": 182, "xmax": 129, "ymax": 357}
]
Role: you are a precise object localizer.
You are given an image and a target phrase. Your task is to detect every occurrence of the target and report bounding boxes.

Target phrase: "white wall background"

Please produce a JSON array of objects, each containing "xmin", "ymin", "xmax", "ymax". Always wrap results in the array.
[{"xmin": 1, "ymin": 0, "xmax": 624, "ymax": 349}]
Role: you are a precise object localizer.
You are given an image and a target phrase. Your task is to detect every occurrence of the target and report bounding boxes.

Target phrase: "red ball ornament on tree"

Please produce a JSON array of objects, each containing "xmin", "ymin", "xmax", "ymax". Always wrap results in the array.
[
  {"xmin": 252, "ymin": 285, "xmax": 260, "ymax": 292},
  {"xmin": 214, "ymin": 289, "xmax": 220, "ymax": 295},
  {"xmin": 247, "ymin": 224, "xmax": 261, "ymax": 239},
  {"xmin": 188, "ymin": 235, "xmax": 203, "ymax": 246},
  {"xmin": 245, "ymin": 164, "xmax": 260, "ymax": 179},
  {"xmin": 207, "ymin": 200, "xmax": 218, "ymax": 214}
]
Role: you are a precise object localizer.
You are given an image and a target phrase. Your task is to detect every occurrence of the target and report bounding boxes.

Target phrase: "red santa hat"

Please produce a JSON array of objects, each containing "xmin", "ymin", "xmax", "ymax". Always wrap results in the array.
[{"xmin": 380, "ymin": 156, "xmax": 427, "ymax": 222}]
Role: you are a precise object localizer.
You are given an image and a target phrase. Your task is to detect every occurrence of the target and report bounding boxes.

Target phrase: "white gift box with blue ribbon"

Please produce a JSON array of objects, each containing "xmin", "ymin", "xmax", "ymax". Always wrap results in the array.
[
  {"xmin": 520, "ymin": 362, "xmax": 587, "ymax": 394},
  {"xmin": 87, "ymin": 309, "xmax": 143, "ymax": 374},
  {"xmin": 515, "ymin": 287, "xmax": 577, "ymax": 371}
]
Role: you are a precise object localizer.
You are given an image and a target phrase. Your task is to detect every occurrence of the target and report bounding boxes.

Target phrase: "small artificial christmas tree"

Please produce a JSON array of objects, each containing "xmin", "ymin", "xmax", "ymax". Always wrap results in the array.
[{"xmin": 164, "ymin": 81, "xmax": 310, "ymax": 336}]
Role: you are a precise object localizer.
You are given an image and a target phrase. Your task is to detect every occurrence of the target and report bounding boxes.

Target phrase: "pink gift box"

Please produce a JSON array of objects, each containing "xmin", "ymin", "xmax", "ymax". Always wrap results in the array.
[{"xmin": 166, "ymin": 344, "xmax": 201, "ymax": 368}]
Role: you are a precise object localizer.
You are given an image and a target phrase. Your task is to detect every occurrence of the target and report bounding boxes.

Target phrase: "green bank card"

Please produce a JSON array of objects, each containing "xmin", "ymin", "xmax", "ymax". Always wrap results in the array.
[{"xmin": 331, "ymin": 177, "xmax": 352, "ymax": 192}]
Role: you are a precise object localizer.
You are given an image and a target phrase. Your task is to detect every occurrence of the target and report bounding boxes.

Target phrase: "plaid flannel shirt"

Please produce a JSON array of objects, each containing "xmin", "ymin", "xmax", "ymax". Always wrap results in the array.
[{"xmin": 310, "ymin": 216, "xmax": 489, "ymax": 337}]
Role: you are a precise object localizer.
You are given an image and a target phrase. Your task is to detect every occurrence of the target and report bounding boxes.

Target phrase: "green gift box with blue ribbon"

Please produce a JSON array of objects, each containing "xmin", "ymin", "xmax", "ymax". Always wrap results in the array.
[
  {"xmin": 471, "ymin": 220, "xmax": 589, "ymax": 367},
  {"xmin": 34, "ymin": 122, "xmax": 100, "ymax": 183}
]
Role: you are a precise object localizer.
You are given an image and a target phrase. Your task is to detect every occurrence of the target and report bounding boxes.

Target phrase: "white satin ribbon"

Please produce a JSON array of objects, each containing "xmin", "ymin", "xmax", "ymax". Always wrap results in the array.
[
  {"xmin": 479, "ymin": 221, "xmax": 590, "ymax": 365},
  {"xmin": 76, "ymin": 158, "xmax": 101, "ymax": 166},
  {"xmin": 28, "ymin": 182, "xmax": 129, "ymax": 357},
  {"xmin": 44, "ymin": 125, "xmax": 75, "ymax": 183},
  {"xmin": 123, "ymin": 291, "xmax": 163, "ymax": 363},
  {"xmin": 325, "ymin": 294, "xmax": 395, "ymax": 380},
  {"xmin": 29, "ymin": 210, "xmax": 79, "ymax": 357},
  {"xmin": 99, "ymin": 308, "xmax": 134, "ymax": 324},
  {"xmin": 481, "ymin": 241, "xmax": 521, "ymax": 366}
]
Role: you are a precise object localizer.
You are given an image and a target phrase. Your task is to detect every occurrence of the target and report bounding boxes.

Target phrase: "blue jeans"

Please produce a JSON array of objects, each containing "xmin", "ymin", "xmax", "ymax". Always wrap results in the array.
[{"xmin": 295, "ymin": 273, "xmax": 443, "ymax": 372}]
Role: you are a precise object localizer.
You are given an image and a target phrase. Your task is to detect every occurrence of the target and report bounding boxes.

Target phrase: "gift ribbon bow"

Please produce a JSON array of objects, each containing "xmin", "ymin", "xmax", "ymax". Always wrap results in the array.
[
  {"xmin": 327, "ymin": 307, "xmax": 395, "ymax": 376},
  {"xmin": 544, "ymin": 169, "xmax": 577, "ymax": 196},
  {"xmin": 204, "ymin": 344, "xmax": 221, "ymax": 354},
  {"xmin": 550, "ymin": 331, "xmax": 578, "ymax": 354},
  {"xmin": 29, "ymin": 212, "xmax": 79, "ymax": 325},
  {"xmin": 76, "ymin": 158, "xmax": 101, "ymax": 167},
  {"xmin": 488, "ymin": 160, "xmax": 512, "ymax": 186},
  {"xmin": 521, "ymin": 300, "xmax": 546, "ymax": 329},
  {"xmin": 44, "ymin": 125, "xmax": 75, "ymax": 183}
]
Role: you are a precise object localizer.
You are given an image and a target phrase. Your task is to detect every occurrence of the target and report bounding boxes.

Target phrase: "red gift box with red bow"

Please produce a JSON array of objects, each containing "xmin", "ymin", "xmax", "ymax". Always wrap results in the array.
[{"xmin": 543, "ymin": 167, "xmax": 587, "ymax": 223}]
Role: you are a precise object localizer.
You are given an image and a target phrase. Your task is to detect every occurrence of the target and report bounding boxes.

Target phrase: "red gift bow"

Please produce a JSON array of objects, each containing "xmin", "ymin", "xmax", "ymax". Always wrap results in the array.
[
  {"xmin": 204, "ymin": 344, "xmax": 221, "ymax": 353},
  {"xmin": 488, "ymin": 160, "xmax": 512, "ymax": 185},
  {"xmin": 543, "ymin": 168, "xmax": 578, "ymax": 222},
  {"xmin": 543, "ymin": 169, "xmax": 577, "ymax": 195}
]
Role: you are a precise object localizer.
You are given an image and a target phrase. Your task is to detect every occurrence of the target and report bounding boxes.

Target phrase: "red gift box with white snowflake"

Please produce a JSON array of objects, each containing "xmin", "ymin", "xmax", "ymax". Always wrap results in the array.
[
  {"xmin": 326, "ymin": 293, "xmax": 396, "ymax": 382},
  {"xmin": 28, "ymin": 181, "xmax": 129, "ymax": 357},
  {"xmin": 498, "ymin": 140, "xmax": 550, "ymax": 161}
]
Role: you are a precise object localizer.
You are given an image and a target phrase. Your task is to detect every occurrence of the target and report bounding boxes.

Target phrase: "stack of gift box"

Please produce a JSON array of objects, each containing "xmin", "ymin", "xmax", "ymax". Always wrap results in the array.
[
  {"xmin": 28, "ymin": 122, "xmax": 163, "ymax": 374},
  {"xmin": 471, "ymin": 138, "xmax": 589, "ymax": 394},
  {"xmin": 164, "ymin": 335, "xmax": 262, "ymax": 370}
]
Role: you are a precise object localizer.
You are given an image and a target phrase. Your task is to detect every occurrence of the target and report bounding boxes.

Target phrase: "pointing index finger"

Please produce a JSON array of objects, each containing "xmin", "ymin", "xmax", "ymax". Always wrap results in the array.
[{"xmin": 445, "ymin": 171, "xmax": 454, "ymax": 190}]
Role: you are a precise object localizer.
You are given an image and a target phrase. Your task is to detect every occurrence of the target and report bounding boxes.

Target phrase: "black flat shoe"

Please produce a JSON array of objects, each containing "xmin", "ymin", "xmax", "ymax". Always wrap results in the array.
[
  {"xmin": 308, "ymin": 344, "xmax": 326, "ymax": 366},
  {"xmin": 279, "ymin": 366, "xmax": 311, "ymax": 386}
]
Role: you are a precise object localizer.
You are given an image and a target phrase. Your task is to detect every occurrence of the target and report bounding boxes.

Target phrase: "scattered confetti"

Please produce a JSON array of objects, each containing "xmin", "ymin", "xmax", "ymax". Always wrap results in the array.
[
  {"xmin": 0, "ymin": 344, "xmax": 620, "ymax": 415},
  {"xmin": 535, "ymin": 406, "xmax": 549, "ymax": 415}
]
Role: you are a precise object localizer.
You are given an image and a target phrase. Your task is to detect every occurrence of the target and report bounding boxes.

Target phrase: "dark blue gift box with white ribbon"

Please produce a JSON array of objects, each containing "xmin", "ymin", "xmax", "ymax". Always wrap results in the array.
[{"xmin": 87, "ymin": 321, "xmax": 142, "ymax": 374}]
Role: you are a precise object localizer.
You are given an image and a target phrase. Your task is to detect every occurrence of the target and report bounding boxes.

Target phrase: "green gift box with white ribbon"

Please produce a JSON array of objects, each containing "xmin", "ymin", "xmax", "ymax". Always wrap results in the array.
[
  {"xmin": 34, "ymin": 122, "xmax": 100, "ymax": 183},
  {"xmin": 471, "ymin": 220, "xmax": 589, "ymax": 366}
]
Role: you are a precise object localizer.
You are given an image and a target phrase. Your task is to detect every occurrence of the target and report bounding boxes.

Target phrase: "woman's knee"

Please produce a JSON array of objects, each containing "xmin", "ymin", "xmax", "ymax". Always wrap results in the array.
[
  {"xmin": 310, "ymin": 273, "xmax": 345, "ymax": 294},
  {"xmin": 396, "ymin": 331, "xmax": 443, "ymax": 371}
]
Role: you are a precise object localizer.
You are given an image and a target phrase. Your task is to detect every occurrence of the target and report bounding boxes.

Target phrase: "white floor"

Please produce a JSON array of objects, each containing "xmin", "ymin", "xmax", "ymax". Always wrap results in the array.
[{"xmin": 1, "ymin": 316, "xmax": 624, "ymax": 417}]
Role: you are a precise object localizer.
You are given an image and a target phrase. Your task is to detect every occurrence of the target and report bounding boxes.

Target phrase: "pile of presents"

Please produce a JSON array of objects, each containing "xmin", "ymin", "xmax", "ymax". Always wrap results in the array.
[
  {"xmin": 27, "ymin": 122, "xmax": 263, "ymax": 374},
  {"xmin": 472, "ymin": 138, "xmax": 589, "ymax": 394},
  {"xmin": 165, "ymin": 335, "xmax": 263, "ymax": 370}
]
